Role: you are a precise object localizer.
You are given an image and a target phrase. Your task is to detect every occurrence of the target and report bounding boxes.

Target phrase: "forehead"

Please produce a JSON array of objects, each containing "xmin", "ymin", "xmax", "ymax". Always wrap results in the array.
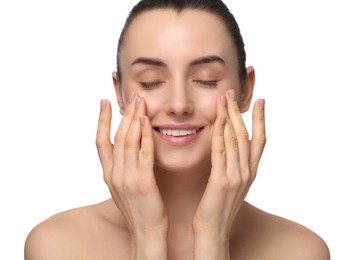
[{"xmin": 121, "ymin": 9, "xmax": 236, "ymax": 66}]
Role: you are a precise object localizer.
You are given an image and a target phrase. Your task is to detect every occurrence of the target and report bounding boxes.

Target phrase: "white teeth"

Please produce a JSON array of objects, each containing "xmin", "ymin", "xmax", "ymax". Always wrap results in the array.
[{"xmin": 159, "ymin": 129, "xmax": 198, "ymax": 136}]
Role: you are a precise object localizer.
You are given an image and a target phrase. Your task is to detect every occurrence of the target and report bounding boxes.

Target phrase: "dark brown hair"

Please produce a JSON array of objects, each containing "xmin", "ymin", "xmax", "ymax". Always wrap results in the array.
[{"xmin": 116, "ymin": 0, "xmax": 247, "ymax": 83}]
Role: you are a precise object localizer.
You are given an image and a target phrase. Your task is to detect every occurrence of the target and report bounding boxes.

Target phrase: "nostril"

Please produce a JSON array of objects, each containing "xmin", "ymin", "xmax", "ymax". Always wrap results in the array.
[{"xmin": 164, "ymin": 98, "xmax": 194, "ymax": 116}]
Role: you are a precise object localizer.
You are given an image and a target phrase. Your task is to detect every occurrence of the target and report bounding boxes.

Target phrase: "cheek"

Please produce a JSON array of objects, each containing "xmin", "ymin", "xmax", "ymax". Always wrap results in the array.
[
  {"xmin": 122, "ymin": 84, "xmax": 163, "ymax": 118},
  {"xmin": 139, "ymin": 93, "xmax": 162, "ymax": 119},
  {"xmin": 196, "ymin": 95, "xmax": 218, "ymax": 123}
]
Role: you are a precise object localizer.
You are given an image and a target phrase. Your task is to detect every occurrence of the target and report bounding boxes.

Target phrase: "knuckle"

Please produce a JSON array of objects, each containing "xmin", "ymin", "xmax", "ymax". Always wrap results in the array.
[
  {"xmin": 231, "ymin": 137, "xmax": 239, "ymax": 145},
  {"xmin": 248, "ymin": 173, "xmax": 257, "ymax": 185},
  {"xmin": 114, "ymin": 132, "xmax": 124, "ymax": 144},
  {"xmin": 261, "ymin": 136, "xmax": 267, "ymax": 145},
  {"xmin": 124, "ymin": 137, "xmax": 137, "ymax": 149},
  {"xmin": 102, "ymin": 165, "xmax": 114, "ymax": 186},
  {"xmin": 95, "ymin": 138, "xmax": 107, "ymax": 149},
  {"xmin": 139, "ymin": 149, "xmax": 151, "ymax": 160},
  {"xmin": 229, "ymin": 174, "xmax": 242, "ymax": 187},
  {"xmin": 213, "ymin": 133, "xmax": 224, "ymax": 142},
  {"xmin": 103, "ymin": 173, "xmax": 111, "ymax": 186},
  {"xmin": 252, "ymin": 135, "xmax": 266, "ymax": 146},
  {"xmin": 95, "ymin": 139, "xmax": 103, "ymax": 149},
  {"xmin": 123, "ymin": 107, "xmax": 132, "ymax": 117},
  {"xmin": 240, "ymin": 171, "xmax": 250, "ymax": 184},
  {"xmin": 238, "ymin": 130, "xmax": 249, "ymax": 140},
  {"xmin": 225, "ymin": 135, "xmax": 238, "ymax": 146},
  {"xmin": 250, "ymin": 172, "xmax": 257, "ymax": 182},
  {"xmin": 111, "ymin": 175, "xmax": 123, "ymax": 191},
  {"xmin": 212, "ymin": 148, "xmax": 226, "ymax": 157},
  {"xmin": 257, "ymin": 135, "xmax": 267, "ymax": 146},
  {"xmin": 258, "ymin": 113, "xmax": 265, "ymax": 121}
]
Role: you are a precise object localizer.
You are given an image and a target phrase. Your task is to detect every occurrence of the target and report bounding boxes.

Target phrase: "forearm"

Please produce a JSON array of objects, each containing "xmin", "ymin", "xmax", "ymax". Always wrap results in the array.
[{"xmin": 194, "ymin": 234, "xmax": 230, "ymax": 260}]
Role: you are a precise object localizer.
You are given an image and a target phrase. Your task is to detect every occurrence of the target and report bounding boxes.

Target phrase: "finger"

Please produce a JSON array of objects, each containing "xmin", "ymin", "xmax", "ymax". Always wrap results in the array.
[
  {"xmin": 113, "ymin": 92, "xmax": 137, "ymax": 146},
  {"xmin": 198, "ymin": 116, "xmax": 227, "ymax": 220},
  {"xmin": 96, "ymin": 99, "xmax": 113, "ymax": 183},
  {"xmin": 215, "ymin": 95, "xmax": 231, "ymax": 171},
  {"xmin": 211, "ymin": 116, "xmax": 227, "ymax": 178},
  {"xmin": 139, "ymin": 115, "xmax": 155, "ymax": 178},
  {"xmin": 113, "ymin": 92, "xmax": 137, "ymax": 176},
  {"xmin": 216, "ymin": 95, "xmax": 229, "ymax": 117},
  {"xmin": 250, "ymin": 99, "xmax": 266, "ymax": 178},
  {"xmin": 124, "ymin": 97, "xmax": 145, "ymax": 174},
  {"xmin": 226, "ymin": 89, "xmax": 250, "ymax": 179},
  {"xmin": 223, "ymin": 118, "xmax": 240, "ymax": 178}
]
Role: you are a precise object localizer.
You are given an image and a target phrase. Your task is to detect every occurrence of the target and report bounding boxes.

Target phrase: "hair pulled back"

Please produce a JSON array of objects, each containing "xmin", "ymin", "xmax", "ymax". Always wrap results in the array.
[{"xmin": 116, "ymin": 0, "xmax": 247, "ymax": 83}]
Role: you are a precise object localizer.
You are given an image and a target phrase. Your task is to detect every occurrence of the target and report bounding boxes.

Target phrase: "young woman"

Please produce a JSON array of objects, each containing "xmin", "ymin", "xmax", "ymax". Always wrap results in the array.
[{"xmin": 25, "ymin": 0, "xmax": 330, "ymax": 259}]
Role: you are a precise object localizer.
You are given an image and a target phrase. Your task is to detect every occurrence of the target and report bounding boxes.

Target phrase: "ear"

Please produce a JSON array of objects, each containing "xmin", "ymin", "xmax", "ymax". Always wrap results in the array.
[
  {"xmin": 239, "ymin": 66, "xmax": 255, "ymax": 113},
  {"xmin": 112, "ymin": 71, "xmax": 125, "ymax": 115}
]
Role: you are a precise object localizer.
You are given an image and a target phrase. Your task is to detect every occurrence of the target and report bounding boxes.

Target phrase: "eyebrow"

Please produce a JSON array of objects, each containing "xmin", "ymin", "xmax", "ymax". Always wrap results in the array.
[
  {"xmin": 190, "ymin": 55, "xmax": 226, "ymax": 66},
  {"xmin": 131, "ymin": 57, "xmax": 166, "ymax": 67},
  {"xmin": 130, "ymin": 55, "xmax": 226, "ymax": 67}
]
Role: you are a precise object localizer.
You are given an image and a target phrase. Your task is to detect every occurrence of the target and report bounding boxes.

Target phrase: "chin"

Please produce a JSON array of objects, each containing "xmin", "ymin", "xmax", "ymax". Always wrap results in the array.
[{"xmin": 153, "ymin": 150, "xmax": 211, "ymax": 174}]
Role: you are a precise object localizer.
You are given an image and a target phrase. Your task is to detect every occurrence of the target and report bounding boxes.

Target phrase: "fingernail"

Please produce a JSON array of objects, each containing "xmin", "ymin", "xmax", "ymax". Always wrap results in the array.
[
  {"xmin": 220, "ymin": 96, "xmax": 227, "ymax": 107},
  {"xmin": 228, "ymin": 89, "xmax": 236, "ymax": 101},
  {"xmin": 259, "ymin": 99, "xmax": 265, "ymax": 110},
  {"xmin": 100, "ymin": 99, "xmax": 106, "ymax": 111},
  {"xmin": 135, "ymin": 97, "xmax": 142, "ymax": 109},
  {"xmin": 128, "ymin": 92, "xmax": 136, "ymax": 103},
  {"xmin": 139, "ymin": 116, "xmax": 145, "ymax": 126}
]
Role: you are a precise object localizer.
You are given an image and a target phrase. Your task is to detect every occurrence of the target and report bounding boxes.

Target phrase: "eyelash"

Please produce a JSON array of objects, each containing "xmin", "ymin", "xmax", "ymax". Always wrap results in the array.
[
  {"xmin": 139, "ymin": 80, "xmax": 219, "ymax": 88},
  {"xmin": 193, "ymin": 80, "xmax": 218, "ymax": 87},
  {"xmin": 139, "ymin": 81, "xmax": 164, "ymax": 88}
]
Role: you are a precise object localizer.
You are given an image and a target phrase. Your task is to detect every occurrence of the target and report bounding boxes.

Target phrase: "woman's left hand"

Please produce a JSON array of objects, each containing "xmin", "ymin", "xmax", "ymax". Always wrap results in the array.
[{"xmin": 193, "ymin": 89, "xmax": 266, "ymax": 260}]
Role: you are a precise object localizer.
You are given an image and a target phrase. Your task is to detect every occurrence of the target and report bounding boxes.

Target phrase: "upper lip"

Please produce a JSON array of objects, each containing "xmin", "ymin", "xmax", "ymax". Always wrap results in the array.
[{"xmin": 153, "ymin": 124, "xmax": 203, "ymax": 130}]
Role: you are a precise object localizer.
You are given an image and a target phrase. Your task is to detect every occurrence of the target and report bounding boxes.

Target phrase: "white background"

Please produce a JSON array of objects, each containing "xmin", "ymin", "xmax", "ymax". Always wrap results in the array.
[{"xmin": 0, "ymin": 0, "xmax": 348, "ymax": 259}]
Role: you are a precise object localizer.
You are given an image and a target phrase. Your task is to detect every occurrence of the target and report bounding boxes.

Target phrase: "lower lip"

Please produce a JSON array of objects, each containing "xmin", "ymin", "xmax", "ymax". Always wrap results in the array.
[{"xmin": 153, "ymin": 129, "xmax": 203, "ymax": 146}]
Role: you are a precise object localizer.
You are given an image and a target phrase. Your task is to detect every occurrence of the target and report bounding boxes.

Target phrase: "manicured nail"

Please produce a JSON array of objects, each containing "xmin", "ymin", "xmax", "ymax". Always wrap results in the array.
[
  {"xmin": 259, "ymin": 99, "xmax": 265, "ymax": 110},
  {"xmin": 128, "ymin": 92, "xmax": 136, "ymax": 103},
  {"xmin": 100, "ymin": 99, "xmax": 107, "ymax": 111},
  {"xmin": 228, "ymin": 89, "xmax": 236, "ymax": 101},
  {"xmin": 135, "ymin": 97, "xmax": 142, "ymax": 109},
  {"xmin": 220, "ymin": 96, "xmax": 227, "ymax": 107},
  {"xmin": 140, "ymin": 116, "xmax": 145, "ymax": 126}
]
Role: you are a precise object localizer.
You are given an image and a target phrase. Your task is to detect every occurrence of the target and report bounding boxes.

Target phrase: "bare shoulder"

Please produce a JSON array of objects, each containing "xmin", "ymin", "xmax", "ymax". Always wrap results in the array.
[
  {"xmin": 263, "ymin": 211, "xmax": 331, "ymax": 260},
  {"xmin": 231, "ymin": 202, "xmax": 330, "ymax": 260},
  {"xmin": 24, "ymin": 199, "xmax": 130, "ymax": 260}
]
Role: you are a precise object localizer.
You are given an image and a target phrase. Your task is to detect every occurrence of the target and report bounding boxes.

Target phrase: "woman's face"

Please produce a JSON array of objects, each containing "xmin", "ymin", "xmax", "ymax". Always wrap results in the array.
[{"xmin": 116, "ymin": 9, "xmax": 250, "ymax": 173}]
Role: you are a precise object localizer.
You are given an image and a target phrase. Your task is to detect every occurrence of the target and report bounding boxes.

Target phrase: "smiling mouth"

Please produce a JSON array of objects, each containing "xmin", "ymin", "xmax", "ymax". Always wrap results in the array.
[{"xmin": 154, "ymin": 127, "xmax": 204, "ymax": 137}]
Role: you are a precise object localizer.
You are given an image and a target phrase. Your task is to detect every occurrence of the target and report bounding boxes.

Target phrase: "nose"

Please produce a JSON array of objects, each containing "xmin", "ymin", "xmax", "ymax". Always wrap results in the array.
[{"xmin": 164, "ymin": 81, "xmax": 194, "ymax": 116}]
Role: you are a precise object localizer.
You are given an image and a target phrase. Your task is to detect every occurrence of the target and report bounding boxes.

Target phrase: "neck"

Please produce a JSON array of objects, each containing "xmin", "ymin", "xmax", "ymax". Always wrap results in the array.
[{"xmin": 154, "ymin": 162, "xmax": 211, "ymax": 233}]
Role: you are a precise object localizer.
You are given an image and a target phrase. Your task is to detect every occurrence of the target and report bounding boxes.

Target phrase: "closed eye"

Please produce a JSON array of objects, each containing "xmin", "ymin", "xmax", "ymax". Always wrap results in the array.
[
  {"xmin": 193, "ymin": 80, "xmax": 219, "ymax": 87},
  {"xmin": 139, "ymin": 81, "xmax": 164, "ymax": 88}
]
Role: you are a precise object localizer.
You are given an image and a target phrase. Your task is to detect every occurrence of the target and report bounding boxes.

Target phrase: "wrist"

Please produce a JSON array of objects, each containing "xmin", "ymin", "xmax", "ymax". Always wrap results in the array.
[
  {"xmin": 132, "ymin": 230, "xmax": 168, "ymax": 260},
  {"xmin": 194, "ymin": 233, "xmax": 230, "ymax": 260}
]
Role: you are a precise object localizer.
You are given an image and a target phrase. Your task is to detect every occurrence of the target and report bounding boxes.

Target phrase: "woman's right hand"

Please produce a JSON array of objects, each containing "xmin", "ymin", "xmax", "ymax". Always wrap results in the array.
[{"xmin": 96, "ymin": 93, "xmax": 168, "ymax": 259}]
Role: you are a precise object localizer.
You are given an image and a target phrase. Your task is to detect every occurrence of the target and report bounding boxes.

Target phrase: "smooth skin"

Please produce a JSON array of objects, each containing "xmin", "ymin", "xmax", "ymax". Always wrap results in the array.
[
  {"xmin": 97, "ymin": 89, "xmax": 265, "ymax": 260},
  {"xmin": 25, "ymin": 9, "xmax": 330, "ymax": 260}
]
